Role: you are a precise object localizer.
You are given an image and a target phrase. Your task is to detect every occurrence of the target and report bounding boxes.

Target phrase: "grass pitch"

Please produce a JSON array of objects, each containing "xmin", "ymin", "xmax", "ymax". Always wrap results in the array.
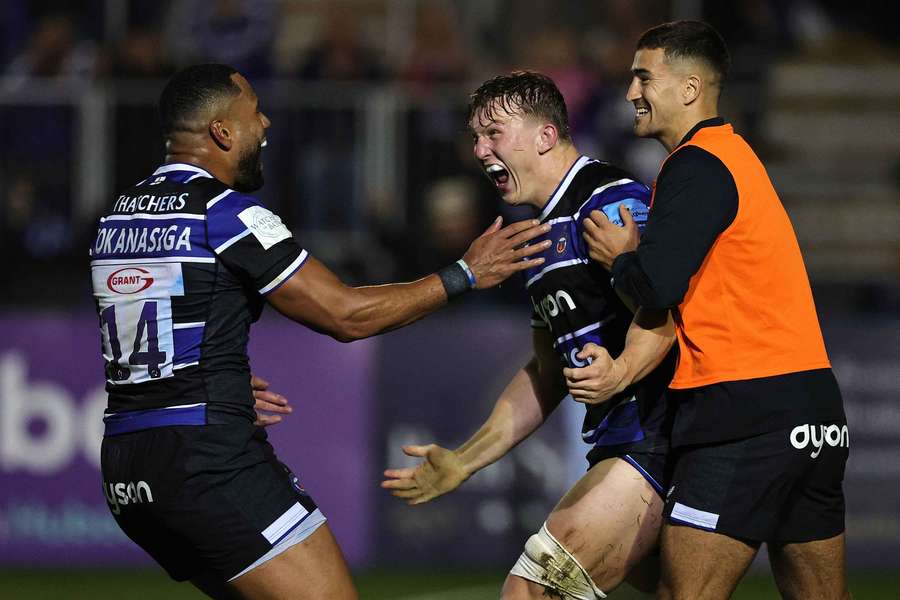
[{"xmin": 0, "ymin": 568, "xmax": 895, "ymax": 598}]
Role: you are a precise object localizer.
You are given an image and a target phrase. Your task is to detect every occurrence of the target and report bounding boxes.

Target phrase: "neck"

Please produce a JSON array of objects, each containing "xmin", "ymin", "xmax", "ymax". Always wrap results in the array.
[
  {"xmin": 661, "ymin": 107, "xmax": 719, "ymax": 153},
  {"xmin": 164, "ymin": 137, "xmax": 234, "ymax": 187},
  {"xmin": 532, "ymin": 144, "xmax": 582, "ymax": 211}
]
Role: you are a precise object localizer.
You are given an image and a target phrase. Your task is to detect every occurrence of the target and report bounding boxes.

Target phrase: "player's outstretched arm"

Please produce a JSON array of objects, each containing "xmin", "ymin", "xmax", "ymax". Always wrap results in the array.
[
  {"xmin": 268, "ymin": 218, "xmax": 550, "ymax": 342},
  {"xmin": 381, "ymin": 328, "xmax": 566, "ymax": 505},
  {"xmin": 564, "ymin": 308, "xmax": 674, "ymax": 404}
]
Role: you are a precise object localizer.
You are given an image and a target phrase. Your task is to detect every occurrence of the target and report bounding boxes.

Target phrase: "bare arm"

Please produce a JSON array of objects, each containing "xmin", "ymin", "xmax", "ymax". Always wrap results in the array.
[
  {"xmin": 381, "ymin": 328, "xmax": 567, "ymax": 504},
  {"xmin": 454, "ymin": 327, "xmax": 567, "ymax": 474},
  {"xmin": 268, "ymin": 218, "xmax": 550, "ymax": 342},
  {"xmin": 564, "ymin": 308, "xmax": 675, "ymax": 404}
]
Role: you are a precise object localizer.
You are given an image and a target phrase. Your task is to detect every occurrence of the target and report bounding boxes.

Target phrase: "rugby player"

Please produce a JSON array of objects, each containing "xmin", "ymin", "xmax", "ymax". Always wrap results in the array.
[
  {"xmin": 90, "ymin": 64, "xmax": 551, "ymax": 600},
  {"xmin": 575, "ymin": 21, "xmax": 850, "ymax": 600},
  {"xmin": 382, "ymin": 71, "xmax": 677, "ymax": 599}
]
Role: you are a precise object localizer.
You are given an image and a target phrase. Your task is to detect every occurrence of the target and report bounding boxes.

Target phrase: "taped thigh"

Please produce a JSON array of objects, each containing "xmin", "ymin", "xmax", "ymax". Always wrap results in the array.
[{"xmin": 509, "ymin": 522, "xmax": 606, "ymax": 599}]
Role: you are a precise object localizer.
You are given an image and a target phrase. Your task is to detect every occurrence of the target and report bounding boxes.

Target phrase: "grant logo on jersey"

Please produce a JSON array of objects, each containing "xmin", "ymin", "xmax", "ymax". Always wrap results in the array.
[
  {"xmin": 106, "ymin": 267, "xmax": 154, "ymax": 294},
  {"xmin": 92, "ymin": 262, "xmax": 184, "ymax": 385},
  {"xmin": 238, "ymin": 205, "xmax": 292, "ymax": 250}
]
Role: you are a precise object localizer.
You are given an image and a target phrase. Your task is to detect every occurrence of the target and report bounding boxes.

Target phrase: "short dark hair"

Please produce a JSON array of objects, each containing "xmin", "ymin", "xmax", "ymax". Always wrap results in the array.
[
  {"xmin": 637, "ymin": 21, "xmax": 730, "ymax": 89},
  {"xmin": 158, "ymin": 64, "xmax": 241, "ymax": 135},
  {"xmin": 467, "ymin": 71, "xmax": 570, "ymax": 141}
]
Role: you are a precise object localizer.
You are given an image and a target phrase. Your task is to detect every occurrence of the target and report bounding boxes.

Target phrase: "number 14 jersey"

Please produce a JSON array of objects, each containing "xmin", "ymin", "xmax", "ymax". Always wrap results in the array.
[{"xmin": 90, "ymin": 163, "xmax": 307, "ymax": 419}]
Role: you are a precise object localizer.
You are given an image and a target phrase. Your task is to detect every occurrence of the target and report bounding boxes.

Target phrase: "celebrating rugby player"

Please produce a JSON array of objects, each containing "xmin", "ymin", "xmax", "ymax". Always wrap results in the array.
[
  {"xmin": 90, "ymin": 64, "xmax": 550, "ymax": 599},
  {"xmin": 383, "ymin": 71, "xmax": 677, "ymax": 600},
  {"xmin": 577, "ymin": 21, "xmax": 850, "ymax": 600}
]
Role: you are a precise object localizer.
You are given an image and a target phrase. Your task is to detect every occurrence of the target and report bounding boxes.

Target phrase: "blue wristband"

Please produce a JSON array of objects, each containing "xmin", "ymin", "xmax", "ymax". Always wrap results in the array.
[{"xmin": 456, "ymin": 259, "xmax": 477, "ymax": 288}]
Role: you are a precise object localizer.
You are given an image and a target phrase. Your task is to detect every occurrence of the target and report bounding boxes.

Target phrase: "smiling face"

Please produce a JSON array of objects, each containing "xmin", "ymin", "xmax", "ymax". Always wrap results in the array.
[
  {"xmin": 469, "ymin": 101, "xmax": 545, "ymax": 208},
  {"xmin": 626, "ymin": 48, "xmax": 686, "ymax": 148},
  {"xmin": 226, "ymin": 74, "xmax": 271, "ymax": 192}
]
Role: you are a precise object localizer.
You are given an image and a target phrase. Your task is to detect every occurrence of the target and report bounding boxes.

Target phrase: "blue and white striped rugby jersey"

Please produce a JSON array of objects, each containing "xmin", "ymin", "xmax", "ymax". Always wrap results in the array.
[
  {"xmin": 90, "ymin": 163, "xmax": 307, "ymax": 418},
  {"xmin": 523, "ymin": 156, "xmax": 672, "ymax": 448}
]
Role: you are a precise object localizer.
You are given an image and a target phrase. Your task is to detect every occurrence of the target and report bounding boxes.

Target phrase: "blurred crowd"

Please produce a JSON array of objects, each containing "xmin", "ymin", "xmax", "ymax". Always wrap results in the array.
[{"xmin": 0, "ymin": 0, "xmax": 896, "ymax": 307}]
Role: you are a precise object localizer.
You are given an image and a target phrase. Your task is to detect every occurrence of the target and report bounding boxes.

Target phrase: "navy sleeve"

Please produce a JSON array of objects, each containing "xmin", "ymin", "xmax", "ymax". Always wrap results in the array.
[
  {"xmin": 206, "ymin": 191, "xmax": 308, "ymax": 296},
  {"xmin": 610, "ymin": 146, "xmax": 738, "ymax": 310},
  {"xmin": 575, "ymin": 178, "xmax": 651, "ymax": 257}
]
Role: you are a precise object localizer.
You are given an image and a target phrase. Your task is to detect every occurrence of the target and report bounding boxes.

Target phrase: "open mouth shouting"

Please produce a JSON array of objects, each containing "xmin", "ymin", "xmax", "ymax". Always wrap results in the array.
[{"xmin": 485, "ymin": 163, "xmax": 510, "ymax": 193}]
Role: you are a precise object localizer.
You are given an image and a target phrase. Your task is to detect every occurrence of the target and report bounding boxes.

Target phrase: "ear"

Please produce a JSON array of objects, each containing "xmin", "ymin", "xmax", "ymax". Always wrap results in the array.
[
  {"xmin": 683, "ymin": 74, "xmax": 701, "ymax": 105},
  {"xmin": 536, "ymin": 123, "xmax": 559, "ymax": 155},
  {"xmin": 209, "ymin": 119, "xmax": 233, "ymax": 151}
]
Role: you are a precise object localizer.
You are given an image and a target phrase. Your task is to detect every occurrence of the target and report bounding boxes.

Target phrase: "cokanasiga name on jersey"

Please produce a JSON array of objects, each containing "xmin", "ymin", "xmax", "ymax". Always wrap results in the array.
[
  {"xmin": 90, "ymin": 206, "xmax": 211, "ymax": 385},
  {"xmin": 89, "ymin": 163, "xmax": 307, "ymax": 393},
  {"xmin": 522, "ymin": 156, "xmax": 651, "ymax": 370}
]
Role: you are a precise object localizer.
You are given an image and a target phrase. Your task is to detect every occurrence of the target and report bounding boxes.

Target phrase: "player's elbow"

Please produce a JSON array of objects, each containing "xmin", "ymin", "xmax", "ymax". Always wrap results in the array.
[
  {"xmin": 651, "ymin": 282, "xmax": 688, "ymax": 310},
  {"xmin": 617, "ymin": 284, "xmax": 670, "ymax": 312},
  {"xmin": 273, "ymin": 297, "xmax": 372, "ymax": 342},
  {"xmin": 629, "ymin": 278, "xmax": 685, "ymax": 311},
  {"xmin": 644, "ymin": 291, "xmax": 683, "ymax": 311},
  {"xmin": 324, "ymin": 313, "xmax": 369, "ymax": 343},
  {"xmin": 329, "ymin": 327, "xmax": 358, "ymax": 343},
  {"xmin": 327, "ymin": 301, "xmax": 383, "ymax": 342},
  {"xmin": 330, "ymin": 322, "xmax": 369, "ymax": 343}
]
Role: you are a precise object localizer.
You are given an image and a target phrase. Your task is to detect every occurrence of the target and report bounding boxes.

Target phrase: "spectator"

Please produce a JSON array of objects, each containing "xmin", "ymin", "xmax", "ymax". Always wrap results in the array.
[
  {"xmin": 297, "ymin": 5, "xmax": 384, "ymax": 82},
  {"xmin": 165, "ymin": 0, "xmax": 275, "ymax": 78},
  {"xmin": 107, "ymin": 25, "xmax": 174, "ymax": 192},
  {"xmin": 286, "ymin": 6, "xmax": 386, "ymax": 232}
]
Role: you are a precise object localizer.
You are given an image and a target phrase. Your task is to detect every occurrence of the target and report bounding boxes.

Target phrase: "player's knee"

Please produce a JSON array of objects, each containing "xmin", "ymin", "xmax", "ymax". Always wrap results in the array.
[{"xmin": 509, "ymin": 523, "xmax": 607, "ymax": 600}]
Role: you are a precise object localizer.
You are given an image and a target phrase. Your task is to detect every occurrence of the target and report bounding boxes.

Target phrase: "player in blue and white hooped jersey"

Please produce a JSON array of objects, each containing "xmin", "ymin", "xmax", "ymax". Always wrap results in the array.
[
  {"xmin": 383, "ymin": 72, "xmax": 676, "ymax": 600},
  {"xmin": 91, "ymin": 64, "xmax": 551, "ymax": 600}
]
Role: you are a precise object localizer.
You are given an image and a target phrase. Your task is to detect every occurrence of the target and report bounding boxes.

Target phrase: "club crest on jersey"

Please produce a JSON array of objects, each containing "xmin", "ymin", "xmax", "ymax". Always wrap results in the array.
[
  {"xmin": 106, "ymin": 267, "xmax": 154, "ymax": 294},
  {"xmin": 556, "ymin": 237, "xmax": 567, "ymax": 254}
]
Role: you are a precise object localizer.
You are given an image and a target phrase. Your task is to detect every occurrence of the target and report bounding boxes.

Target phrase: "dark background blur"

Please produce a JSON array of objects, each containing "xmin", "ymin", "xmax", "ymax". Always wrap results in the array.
[{"xmin": 1, "ymin": 0, "xmax": 898, "ymax": 591}]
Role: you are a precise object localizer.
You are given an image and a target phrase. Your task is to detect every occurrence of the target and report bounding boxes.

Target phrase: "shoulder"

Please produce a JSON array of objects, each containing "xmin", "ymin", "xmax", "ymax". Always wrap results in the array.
[
  {"xmin": 655, "ymin": 146, "xmax": 738, "ymax": 223},
  {"xmin": 660, "ymin": 145, "xmax": 732, "ymax": 187},
  {"xmin": 576, "ymin": 160, "xmax": 648, "ymax": 193},
  {"xmin": 575, "ymin": 161, "xmax": 650, "ymax": 214},
  {"xmin": 204, "ymin": 183, "xmax": 262, "ymax": 213},
  {"xmin": 583, "ymin": 160, "xmax": 645, "ymax": 185},
  {"xmin": 204, "ymin": 185, "xmax": 283, "ymax": 230},
  {"xmin": 204, "ymin": 185, "xmax": 293, "ymax": 248}
]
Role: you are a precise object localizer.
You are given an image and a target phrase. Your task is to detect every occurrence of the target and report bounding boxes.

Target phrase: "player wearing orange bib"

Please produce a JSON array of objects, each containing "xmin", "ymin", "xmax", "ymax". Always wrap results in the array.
[{"xmin": 571, "ymin": 21, "xmax": 849, "ymax": 600}]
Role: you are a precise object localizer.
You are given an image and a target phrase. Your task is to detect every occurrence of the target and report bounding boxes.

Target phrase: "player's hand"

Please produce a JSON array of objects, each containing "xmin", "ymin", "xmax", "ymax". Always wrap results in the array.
[
  {"xmin": 563, "ymin": 343, "xmax": 626, "ymax": 404},
  {"xmin": 251, "ymin": 374, "xmax": 293, "ymax": 427},
  {"xmin": 381, "ymin": 444, "xmax": 469, "ymax": 505},
  {"xmin": 583, "ymin": 204, "xmax": 639, "ymax": 270},
  {"xmin": 463, "ymin": 217, "xmax": 551, "ymax": 289}
]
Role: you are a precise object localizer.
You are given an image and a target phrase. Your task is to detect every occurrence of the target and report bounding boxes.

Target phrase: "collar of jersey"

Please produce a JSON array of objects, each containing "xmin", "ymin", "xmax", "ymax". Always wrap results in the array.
[
  {"xmin": 152, "ymin": 162, "xmax": 214, "ymax": 179},
  {"xmin": 537, "ymin": 155, "xmax": 595, "ymax": 222}
]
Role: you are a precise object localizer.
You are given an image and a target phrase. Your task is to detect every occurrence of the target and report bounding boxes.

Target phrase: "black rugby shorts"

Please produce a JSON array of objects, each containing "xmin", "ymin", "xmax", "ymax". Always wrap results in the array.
[
  {"xmin": 101, "ymin": 420, "xmax": 321, "ymax": 581},
  {"xmin": 662, "ymin": 419, "xmax": 848, "ymax": 542}
]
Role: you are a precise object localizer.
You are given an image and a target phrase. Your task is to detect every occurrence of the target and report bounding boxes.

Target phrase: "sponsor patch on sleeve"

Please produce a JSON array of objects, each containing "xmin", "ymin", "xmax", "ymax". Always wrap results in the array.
[
  {"xmin": 237, "ymin": 205, "xmax": 293, "ymax": 250},
  {"xmin": 601, "ymin": 198, "xmax": 649, "ymax": 228}
]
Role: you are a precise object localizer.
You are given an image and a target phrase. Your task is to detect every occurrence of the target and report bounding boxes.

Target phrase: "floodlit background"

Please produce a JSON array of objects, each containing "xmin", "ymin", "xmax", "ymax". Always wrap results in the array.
[{"xmin": 1, "ymin": 0, "xmax": 898, "ymax": 598}]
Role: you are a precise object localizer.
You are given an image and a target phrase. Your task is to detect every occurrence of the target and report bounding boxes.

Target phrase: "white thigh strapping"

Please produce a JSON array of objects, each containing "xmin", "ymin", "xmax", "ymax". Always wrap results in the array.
[{"xmin": 509, "ymin": 522, "xmax": 606, "ymax": 599}]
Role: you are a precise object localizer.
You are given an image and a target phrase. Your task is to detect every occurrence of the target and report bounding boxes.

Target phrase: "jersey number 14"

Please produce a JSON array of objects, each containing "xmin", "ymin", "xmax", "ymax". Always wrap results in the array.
[{"xmin": 100, "ymin": 301, "xmax": 166, "ymax": 381}]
